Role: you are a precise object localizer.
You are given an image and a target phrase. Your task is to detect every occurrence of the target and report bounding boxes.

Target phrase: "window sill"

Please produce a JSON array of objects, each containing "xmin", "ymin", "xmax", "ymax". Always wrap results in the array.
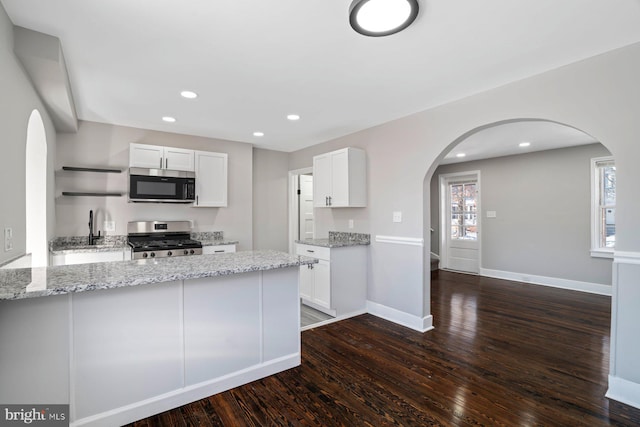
[{"xmin": 591, "ymin": 249, "xmax": 614, "ymax": 259}]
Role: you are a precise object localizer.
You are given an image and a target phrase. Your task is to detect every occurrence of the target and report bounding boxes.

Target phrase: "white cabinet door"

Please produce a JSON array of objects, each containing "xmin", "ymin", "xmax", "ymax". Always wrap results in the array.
[
  {"xmin": 129, "ymin": 143, "xmax": 195, "ymax": 171},
  {"xmin": 329, "ymin": 149, "xmax": 350, "ymax": 207},
  {"xmin": 130, "ymin": 143, "xmax": 164, "ymax": 169},
  {"xmin": 194, "ymin": 151, "xmax": 228, "ymax": 207},
  {"xmin": 164, "ymin": 147, "xmax": 195, "ymax": 171},
  {"xmin": 312, "ymin": 260, "xmax": 331, "ymax": 309},
  {"xmin": 313, "ymin": 153, "xmax": 332, "ymax": 207},
  {"xmin": 312, "ymin": 147, "xmax": 366, "ymax": 208},
  {"xmin": 299, "ymin": 264, "xmax": 313, "ymax": 301}
]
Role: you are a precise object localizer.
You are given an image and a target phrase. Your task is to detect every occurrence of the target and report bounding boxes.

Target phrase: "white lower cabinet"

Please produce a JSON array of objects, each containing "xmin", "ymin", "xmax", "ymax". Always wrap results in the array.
[
  {"xmin": 51, "ymin": 249, "xmax": 130, "ymax": 266},
  {"xmin": 201, "ymin": 244, "xmax": 236, "ymax": 254},
  {"xmin": 296, "ymin": 243, "xmax": 367, "ymax": 317}
]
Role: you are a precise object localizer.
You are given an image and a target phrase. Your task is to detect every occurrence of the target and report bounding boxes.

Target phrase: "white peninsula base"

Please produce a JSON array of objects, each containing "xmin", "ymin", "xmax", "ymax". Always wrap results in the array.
[{"xmin": 0, "ymin": 267, "xmax": 300, "ymax": 427}]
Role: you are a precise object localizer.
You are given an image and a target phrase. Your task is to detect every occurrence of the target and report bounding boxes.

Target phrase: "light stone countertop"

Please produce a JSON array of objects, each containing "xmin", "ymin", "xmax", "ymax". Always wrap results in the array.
[
  {"xmin": 296, "ymin": 231, "xmax": 371, "ymax": 248},
  {"xmin": 0, "ymin": 250, "xmax": 316, "ymax": 301}
]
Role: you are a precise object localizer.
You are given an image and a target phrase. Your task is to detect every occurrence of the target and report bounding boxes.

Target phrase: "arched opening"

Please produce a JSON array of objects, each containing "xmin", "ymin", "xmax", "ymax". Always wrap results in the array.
[
  {"xmin": 25, "ymin": 109, "xmax": 48, "ymax": 267},
  {"xmin": 425, "ymin": 118, "xmax": 613, "ymax": 291}
]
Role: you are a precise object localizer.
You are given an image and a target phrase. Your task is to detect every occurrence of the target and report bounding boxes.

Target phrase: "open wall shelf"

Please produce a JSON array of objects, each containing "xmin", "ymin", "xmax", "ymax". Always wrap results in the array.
[
  {"xmin": 62, "ymin": 192, "xmax": 123, "ymax": 197},
  {"xmin": 62, "ymin": 166, "xmax": 122, "ymax": 173}
]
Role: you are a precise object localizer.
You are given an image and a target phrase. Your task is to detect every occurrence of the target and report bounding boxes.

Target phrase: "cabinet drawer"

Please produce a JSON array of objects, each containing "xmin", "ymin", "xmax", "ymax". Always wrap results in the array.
[
  {"xmin": 296, "ymin": 244, "xmax": 330, "ymax": 261},
  {"xmin": 202, "ymin": 245, "xmax": 236, "ymax": 255}
]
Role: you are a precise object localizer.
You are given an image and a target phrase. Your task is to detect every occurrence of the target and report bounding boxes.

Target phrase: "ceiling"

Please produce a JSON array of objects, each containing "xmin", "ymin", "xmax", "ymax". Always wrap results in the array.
[{"xmin": 3, "ymin": 0, "xmax": 640, "ymax": 152}]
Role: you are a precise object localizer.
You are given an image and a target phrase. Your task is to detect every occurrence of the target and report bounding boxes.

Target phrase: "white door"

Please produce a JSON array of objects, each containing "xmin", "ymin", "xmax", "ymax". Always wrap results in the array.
[
  {"xmin": 164, "ymin": 147, "xmax": 195, "ymax": 171},
  {"xmin": 329, "ymin": 149, "xmax": 349, "ymax": 207},
  {"xmin": 442, "ymin": 173, "xmax": 480, "ymax": 273},
  {"xmin": 298, "ymin": 175, "xmax": 314, "ymax": 240},
  {"xmin": 129, "ymin": 143, "xmax": 164, "ymax": 169}
]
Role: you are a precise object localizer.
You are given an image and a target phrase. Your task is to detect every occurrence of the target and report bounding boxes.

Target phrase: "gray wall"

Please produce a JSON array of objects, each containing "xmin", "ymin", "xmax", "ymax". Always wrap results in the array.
[
  {"xmin": 56, "ymin": 121, "xmax": 254, "ymax": 250},
  {"xmin": 291, "ymin": 43, "xmax": 640, "ymax": 389},
  {"xmin": 252, "ymin": 148, "xmax": 289, "ymax": 251},
  {"xmin": 430, "ymin": 143, "xmax": 613, "ymax": 286},
  {"xmin": 0, "ymin": 5, "xmax": 57, "ymax": 265}
]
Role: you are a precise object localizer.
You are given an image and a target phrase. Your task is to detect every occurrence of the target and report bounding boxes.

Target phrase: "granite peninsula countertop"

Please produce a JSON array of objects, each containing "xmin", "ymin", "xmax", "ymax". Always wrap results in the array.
[
  {"xmin": 0, "ymin": 250, "xmax": 316, "ymax": 301},
  {"xmin": 296, "ymin": 231, "xmax": 370, "ymax": 248}
]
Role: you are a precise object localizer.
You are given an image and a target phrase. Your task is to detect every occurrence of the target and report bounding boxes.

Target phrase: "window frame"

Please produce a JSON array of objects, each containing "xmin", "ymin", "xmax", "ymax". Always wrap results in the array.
[{"xmin": 590, "ymin": 156, "xmax": 615, "ymax": 258}]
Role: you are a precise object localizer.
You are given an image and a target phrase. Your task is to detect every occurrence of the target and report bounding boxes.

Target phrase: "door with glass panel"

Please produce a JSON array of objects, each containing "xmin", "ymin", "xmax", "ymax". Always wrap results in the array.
[{"xmin": 442, "ymin": 173, "xmax": 480, "ymax": 273}]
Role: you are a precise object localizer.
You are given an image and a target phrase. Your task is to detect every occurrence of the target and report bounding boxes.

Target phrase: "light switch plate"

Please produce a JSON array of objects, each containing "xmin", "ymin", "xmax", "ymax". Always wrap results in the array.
[
  {"xmin": 4, "ymin": 227, "xmax": 13, "ymax": 252},
  {"xmin": 348, "ymin": 219, "xmax": 354, "ymax": 229},
  {"xmin": 486, "ymin": 211, "xmax": 497, "ymax": 218},
  {"xmin": 103, "ymin": 221, "xmax": 116, "ymax": 232},
  {"xmin": 393, "ymin": 211, "xmax": 402, "ymax": 223}
]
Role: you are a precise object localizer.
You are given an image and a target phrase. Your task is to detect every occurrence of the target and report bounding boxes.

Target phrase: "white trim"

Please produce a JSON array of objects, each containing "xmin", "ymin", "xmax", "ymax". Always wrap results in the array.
[
  {"xmin": 70, "ymin": 354, "xmax": 300, "ymax": 427},
  {"xmin": 614, "ymin": 251, "xmax": 640, "ymax": 265},
  {"xmin": 590, "ymin": 156, "xmax": 615, "ymax": 256},
  {"xmin": 606, "ymin": 375, "xmax": 640, "ymax": 410},
  {"xmin": 300, "ymin": 308, "xmax": 367, "ymax": 332},
  {"xmin": 430, "ymin": 252, "xmax": 440, "ymax": 260},
  {"xmin": 288, "ymin": 167, "xmax": 313, "ymax": 254},
  {"xmin": 375, "ymin": 235, "xmax": 424, "ymax": 246},
  {"xmin": 366, "ymin": 300, "xmax": 434, "ymax": 333},
  {"xmin": 480, "ymin": 268, "xmax": 611, "ymax": 296}
]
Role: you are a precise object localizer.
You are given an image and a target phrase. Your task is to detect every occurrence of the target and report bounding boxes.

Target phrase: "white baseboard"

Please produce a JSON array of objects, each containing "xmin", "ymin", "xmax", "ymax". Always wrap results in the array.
[
  {"xmin": 480, "ymin": 268, "xmax": 611, "ymax": 296},
  {"xmin": 366, "ymin": 300, "xmax": 434, "ymax": 333},
  {"xmin": 606, "ymin": 375, "xmax": 640, "ymax": 410},
  {"xmin": 71, "ymin": 354, "xmax": 300, "ymax": 427}
]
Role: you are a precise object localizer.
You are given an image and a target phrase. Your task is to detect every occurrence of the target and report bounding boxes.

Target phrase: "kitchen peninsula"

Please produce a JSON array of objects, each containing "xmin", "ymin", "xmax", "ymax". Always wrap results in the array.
[{"xmin": 0, "ymin": 250, "xmax": 314, "ymax": 427}]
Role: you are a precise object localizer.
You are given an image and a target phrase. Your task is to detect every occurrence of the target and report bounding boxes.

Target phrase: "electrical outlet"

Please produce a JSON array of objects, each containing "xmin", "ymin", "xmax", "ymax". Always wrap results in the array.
[
  {"xmin": 393, "ymin": 211, "xmax": 402, "ymax": 223},
  {"xmin": 103, "ymin": 221, "xmax": 116, "ymax": 233},
  {"xmin": 348, "ymin": 219, "xmax": 354, "ymax": 229}
]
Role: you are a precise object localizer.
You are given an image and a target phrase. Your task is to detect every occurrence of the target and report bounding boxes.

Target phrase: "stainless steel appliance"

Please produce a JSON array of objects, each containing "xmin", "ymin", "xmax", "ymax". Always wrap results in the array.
[
  {"xmin": 127, "ymin": 221, "xmax": 202, "ymax": 260},
  {"xmin": 128, "ymin": 167, "xmax": 195, "ymax": 203}
]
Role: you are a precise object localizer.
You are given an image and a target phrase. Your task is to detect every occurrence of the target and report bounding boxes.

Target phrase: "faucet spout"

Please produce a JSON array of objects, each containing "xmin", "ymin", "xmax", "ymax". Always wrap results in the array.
[{"xmin": 88, "ymin": 210, "xmax": 101, "ymax": 245}]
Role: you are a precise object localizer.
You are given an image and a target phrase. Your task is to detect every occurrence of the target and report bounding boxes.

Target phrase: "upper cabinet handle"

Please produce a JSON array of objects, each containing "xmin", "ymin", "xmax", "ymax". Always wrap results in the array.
[{"xmin": 160, "ymin": 157, "xmax": 163, "ymax": 169}]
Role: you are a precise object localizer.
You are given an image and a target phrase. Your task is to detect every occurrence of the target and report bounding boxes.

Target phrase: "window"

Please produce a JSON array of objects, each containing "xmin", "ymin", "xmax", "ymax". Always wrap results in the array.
[
  {"xmin": 450, "ymin": 181, "xmax": 478, "ymax": 241},
  {"xmin": 591, "ymin": 157, "xmax": 615, "ymax": 257}
]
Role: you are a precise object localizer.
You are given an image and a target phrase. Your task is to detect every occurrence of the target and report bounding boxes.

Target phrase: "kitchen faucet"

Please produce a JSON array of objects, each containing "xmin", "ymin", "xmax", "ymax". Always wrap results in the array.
[{"xmin": 89, "ymin": 210, "xmax": 101, "ymax": 245}]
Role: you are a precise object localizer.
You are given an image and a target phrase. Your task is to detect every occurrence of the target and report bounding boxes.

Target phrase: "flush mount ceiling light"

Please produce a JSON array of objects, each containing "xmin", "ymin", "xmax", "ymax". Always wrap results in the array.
[
  {"xmin": 287, "ymin": 114, "xmax": 300, "ymax": 121},
  {"xmin": 519, "ymin": 141, "xmax": 531, "ymax": 147},
  {"xmin": 180, "ymin": 90, "xmax": 198, "ymax": 99},
  {"xmin": 349, "ymin": 0, "xmax": 419, "ymax": 37},
  {"xmin": 162, "ymin": 116, "xmax": 176, "ymax": 123},
  {"xmin": 456, "ymin": 153, "xmax": 466, "ymax": 158},
  {"xmin": 253, "ymin": 131, "xmax": 264, "ymax": 137}
]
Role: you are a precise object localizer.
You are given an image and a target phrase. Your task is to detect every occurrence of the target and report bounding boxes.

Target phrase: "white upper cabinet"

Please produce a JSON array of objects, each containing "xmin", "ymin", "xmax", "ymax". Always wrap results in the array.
[
  {"xmin": 193, "ymin": 151, "xmax": 228, "ymax": 207},
  {"xmin": 313, "ymin": 147, "xmax": 366, "ymax": 208},
  {"xmin": 129, "ymin": 143, "xmax": 195, "ymax": 172}
]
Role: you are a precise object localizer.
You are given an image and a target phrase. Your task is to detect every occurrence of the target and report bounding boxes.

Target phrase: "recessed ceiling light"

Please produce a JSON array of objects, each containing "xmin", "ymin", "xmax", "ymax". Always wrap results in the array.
[
  {"xmin": 253, "ymin": 132, "xmax": 264, "ymax": 137},
  {"xmin": 349, "ymin": 0, "xmax": 419, "ymax": 37},
  {"xmin": 456, "ymin": 153, "xmax": 466, "ymax": 158},
  {"xmin": 180, "ymin": 91, "xmax": 198, "ymax": 99},
  {"xmin": 519, "ymin": 142, "xmax": 531, "ymax": 147},
  {"xmin": 287, "ymin": 114, "xmax": 300, "ymax": 121},
  {"xmin": 162, "ymin": 116, "xmax": 176, "ymax": 123}
]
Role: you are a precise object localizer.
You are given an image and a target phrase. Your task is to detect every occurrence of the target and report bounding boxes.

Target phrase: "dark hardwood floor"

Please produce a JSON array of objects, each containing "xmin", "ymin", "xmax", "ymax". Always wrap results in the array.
[{"xmin": 126, "ymin": 271, "xmax": 640, "ymax": 426}]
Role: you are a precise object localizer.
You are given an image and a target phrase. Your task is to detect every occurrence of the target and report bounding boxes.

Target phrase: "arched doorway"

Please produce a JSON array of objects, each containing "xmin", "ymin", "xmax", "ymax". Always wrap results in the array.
[
  {"xmin": 25, "ymin": 109, "xmax": 48, "ymax": 267},
  {"xmin": 424, "ymin": 119, "xmax": 612, "ymax": 295}
]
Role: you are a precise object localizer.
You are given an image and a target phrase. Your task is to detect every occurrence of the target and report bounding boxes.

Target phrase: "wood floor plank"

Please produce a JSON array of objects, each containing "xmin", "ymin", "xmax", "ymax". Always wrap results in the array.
[{"xmin": 126, "ymin": 271, "xmax": 640, "ymax": 426}]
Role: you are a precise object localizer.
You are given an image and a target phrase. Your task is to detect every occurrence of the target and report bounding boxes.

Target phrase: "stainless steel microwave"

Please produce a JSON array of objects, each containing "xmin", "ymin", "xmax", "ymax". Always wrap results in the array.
[{"xmin": 128, "ymin": 167, "xmax": 196, "ymax": 203}]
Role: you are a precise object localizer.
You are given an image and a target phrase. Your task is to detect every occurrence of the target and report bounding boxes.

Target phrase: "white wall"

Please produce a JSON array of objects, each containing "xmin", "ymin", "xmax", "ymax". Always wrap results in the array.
[
  {"xmin": 252, "ymin": 148, "xmax": 289, "ymax": 251},
  {"xmin": 291, "ymin": 42, "xmax": 640, "ymax": 403},
  {"xmin": 56, "ymin": 121, "xmax": 253, "ymax": 250},
  {"xmin": 430, "ymin": 143, "xmax": 613, "ymax": 287},
  {"xmin": 0, "ymin": 4, "xmax": 57, "ymax": 265}
]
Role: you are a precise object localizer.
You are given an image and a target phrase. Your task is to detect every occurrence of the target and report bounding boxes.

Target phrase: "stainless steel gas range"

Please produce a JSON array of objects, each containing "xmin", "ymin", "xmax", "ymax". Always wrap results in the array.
[{"xmin": 127, "ymin": 221, "xmax": 202, "ymax": 260}]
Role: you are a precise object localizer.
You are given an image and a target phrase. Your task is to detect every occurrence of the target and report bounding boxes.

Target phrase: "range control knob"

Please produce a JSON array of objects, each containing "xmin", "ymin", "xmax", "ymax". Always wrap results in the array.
[
  {"xmin": 184, "ymin": 250, "xmax": 189, "ymax": 255},
  {"xmin": 190, "ymin": 249, "xmax": 195, "ymax": 255},
  {"xmin": 150, "ymin": 252, "xmax": 155, "ymax": 258},
  {"xmin": 142, "ymin": 253, "xmax": 148, "ymax": 258},
  {"xmin": 167, "ymin": 251, "xmax": 173, "ymax": 257}
]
